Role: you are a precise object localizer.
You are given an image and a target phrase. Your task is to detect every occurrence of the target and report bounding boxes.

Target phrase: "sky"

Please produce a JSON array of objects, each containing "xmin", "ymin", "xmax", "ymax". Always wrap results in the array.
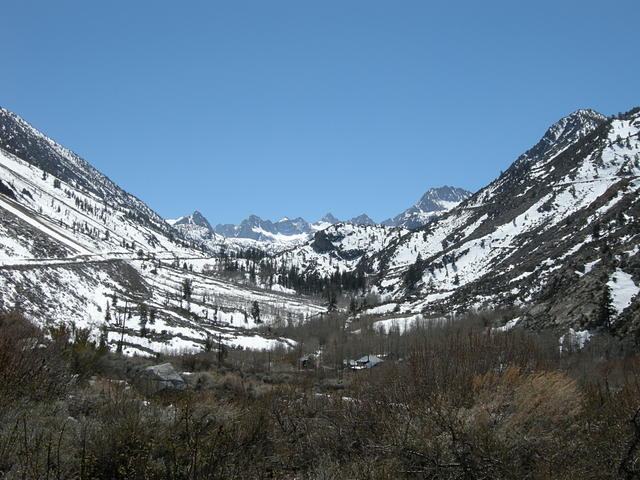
[{"xmin": 2, "ymin": 1, "xmax": 639, "ymax": 225}]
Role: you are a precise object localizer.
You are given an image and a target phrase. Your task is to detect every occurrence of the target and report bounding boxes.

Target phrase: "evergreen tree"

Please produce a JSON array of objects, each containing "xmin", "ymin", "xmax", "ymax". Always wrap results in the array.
[
  {"xmin": 251, "ymin": 301, "xmax": 261, "ymax": 323},
  {"xmin": 182, "ymin": 279, "xmax": 193, "ymax": 301},
  {"xmin": 403, "ymin": 254, "xmax": 425, "ymax": 290},
  {"xmin": 138, "ymin": 303, "xmax": 148, "ymax": 322},
  {"xmin": 327, "ymin": 291, "xmax": 338, "ymax": 312},
  {"xmin": 104, "ymin": 302, "xmax": 111, "ymax": 323},
  {"xmin": 597, "ymin": 284, "xmax": 615, "ymax": 329},
  {"xmin": 217, "ymin": 334, "xmax": 227, "ymax": 367},
  {"xmin": 138, "ymin": 304, "xmax": 149, "ymax": 337},
  {"xmin": 98, "ymin": 325, "xmax": 109, "ymax": 352}
]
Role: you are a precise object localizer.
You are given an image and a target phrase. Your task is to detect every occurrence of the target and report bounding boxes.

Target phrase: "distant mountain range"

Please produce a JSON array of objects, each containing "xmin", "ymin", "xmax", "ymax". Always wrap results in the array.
[{"xmin": 169, "ymin": 186, "xmax": 471, "ymax": 246}]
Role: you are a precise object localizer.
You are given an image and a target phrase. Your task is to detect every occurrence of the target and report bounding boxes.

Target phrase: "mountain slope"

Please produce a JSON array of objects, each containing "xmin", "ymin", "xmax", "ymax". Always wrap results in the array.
[
  {"xmin": 363, "ymin": 108, "xmax": 640, "ymax": 333},
  {"xmin": 0, "ymin": 108, "xmax": 325, "ymax": 355},
  {"xmin": 0, "ymin": 108, "xmax": 176, "ymax": 245},
  {"xmin": 274, "ymin": 222, "xmax": 407, "ymax": 279}
]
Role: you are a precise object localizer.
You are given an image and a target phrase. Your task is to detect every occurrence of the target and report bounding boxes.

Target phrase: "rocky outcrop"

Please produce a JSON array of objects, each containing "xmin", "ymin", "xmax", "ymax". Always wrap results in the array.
[{"xmin": 137, "ymin": 363, "xmax": 186, "ymax": 395}]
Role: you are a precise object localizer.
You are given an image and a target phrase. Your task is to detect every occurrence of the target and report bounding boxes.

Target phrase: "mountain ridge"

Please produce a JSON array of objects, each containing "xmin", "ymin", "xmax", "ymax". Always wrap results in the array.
[
  {"xmin": 0, "ymin": 106, "xmax": 325, "ymax": 356},
  {"xmin": 1, "ymin": 104, "xmax": 639, "ymax": 354},
  {"xmin": 360, "ymin": 107, "xmax": 639, "ymax": 333},
  {"xmin": 172, "ymin": 186, "xmax": 470, "ymax": 248}
]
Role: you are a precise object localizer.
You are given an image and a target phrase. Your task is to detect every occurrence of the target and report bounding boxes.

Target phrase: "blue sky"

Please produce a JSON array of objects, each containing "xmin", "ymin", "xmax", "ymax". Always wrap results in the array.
[{"xmin": 2, "ymin": 1, "xmax": 639, "ymax": 224}]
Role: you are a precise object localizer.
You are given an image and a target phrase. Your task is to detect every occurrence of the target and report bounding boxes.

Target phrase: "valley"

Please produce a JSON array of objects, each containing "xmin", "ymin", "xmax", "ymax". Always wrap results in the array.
[{"xmin": 1, "ymin": 106, "xmax": 639, "ymax": 356}]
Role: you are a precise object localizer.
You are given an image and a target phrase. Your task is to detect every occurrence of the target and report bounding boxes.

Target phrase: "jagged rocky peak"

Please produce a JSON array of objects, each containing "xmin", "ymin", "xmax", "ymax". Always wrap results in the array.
[
  {"xmin": 213, "ymin": 214, "xmax": 314, "ymax": 241},
  {"xmin": 347, "ymin": 213, "xmax": 376, "ymax": 226},
  {"xmin": 543, "ymin": 109, "xmax": 607, "ymax": 144},
  {"xmin": 244, "ymin": 214, "xmax": 264, "ymax": 226},
  {"xmin": 321, "ymin": 212, "xmax": 340, "ymax": 224},
  {"xmin": 211, "ymin": 211, "xmax": 345, "ymax": 243},
  {"xmin": 382, "ymin": 185, "xmax": 472, "ymax": 229},
  {"xmin": 173, "ymin": 210, "xmax": 213, "ymax": 230},
  {"xmin": 515, "ymin": 108, "xmax": 608, "ymax": 167},
  {"xmin": 415, "ymin": 186, "xmax": 472, "ymax": 211}
]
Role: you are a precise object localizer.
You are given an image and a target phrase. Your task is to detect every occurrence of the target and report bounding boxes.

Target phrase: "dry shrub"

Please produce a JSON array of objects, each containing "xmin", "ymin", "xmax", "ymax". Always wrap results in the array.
[
  {"xmin": 0, "ymin": 312, "xmax": 68, "ymax": 406},
  {"xmin": 463, "ymin": 367, "xmax": 583, "ymax": 478},
  {"xmin": 474, "ymin": 367, "xmax": 581, "ymax": 438},
  {"xmin": 473, "ymin": 366, "xmax": 582, "ymax": 429}
]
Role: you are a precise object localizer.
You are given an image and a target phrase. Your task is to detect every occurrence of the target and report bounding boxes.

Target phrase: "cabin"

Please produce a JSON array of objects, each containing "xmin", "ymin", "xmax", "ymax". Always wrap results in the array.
[
  {"xmin": 343, "ymin": 359, "xmax": 358, "ymax": 368},
  {"xmin": 356, "ymin": 354, "xmax": 384, "ymax": 369},
  {"xmin": 342, "ymin": 354, "xmax": 384, "ymax": 369}
]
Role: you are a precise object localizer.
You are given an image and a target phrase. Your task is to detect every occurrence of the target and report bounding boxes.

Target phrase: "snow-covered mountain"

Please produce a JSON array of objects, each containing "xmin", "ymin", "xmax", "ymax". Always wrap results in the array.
[
  {"xmin": 0, "ymin": 107, "xmax": 325, "ymax": 356},
  {"xmin": 347, "ymin": 213, "xmax": 377, "ymax": 226},
  {"xmin": 382, "ymin": 186, "xmax": 472, "ymax": 229},
  {"xmin": 168, "ymin": 210, "xmax": 213, "ymax": 230},
  {"xmin": 169, "ymin": 211, "xmax": 332, "ymax": 253},
  {"xmin": 170, "ymin": 210, "xmax": 383, "ymax": 250},
  {"xmin": 214, "ymin": 214, "xmax": 318, "ymax": 242},
  {"xmin": 260, "ymin": 107, "xmax": 639, "ymax": 337},
  {"xmin": 359, "ymin": 108, "xmax": 640, "ymax": 335},
  {"xmin": 275, "ymin": 222, "xmax": 407, "ymax": 278},
  {"xmin": 2, "ymin": 104, "xmax": 639, "ymax": 349},
  {"xmin": 175, "ymin": 186, "xmax": 468, "ymax": 251},
  {"xmin": 167, "ymin": 211, "xmax": 229, "ymax": 253},
  {"xmin": 0, "ymin": 107, "xmax": 181, "ymax": 252}
]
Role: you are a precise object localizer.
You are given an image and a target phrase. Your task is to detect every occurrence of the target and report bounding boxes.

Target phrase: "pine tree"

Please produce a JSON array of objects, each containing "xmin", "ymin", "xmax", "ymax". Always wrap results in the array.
[
  {"xmin": 138, "ymin": 303, "xmax": 148, "ymax": 322},
  {"xmin": 251, "ymin": 301, "xmax": 261, "ymax": 323},
  {"xmin": 597, "ymin": 284, "xmax": 615, "ymax": 329},
  {"xmin": 327, "ymin": 291, "xmax": 338, "ymax": 312},
  {"xmin": 98, "ymin": 325, "xmax": 109, "ymax": 352},
  {"xmin": 182, "ymin": 279, "xmax": 192, "ymax": 301},
  {"xmin": 138, "ymin": 303, "xmax": 149, "ymax": 337},
  {"xmin": 403, "ymin": 254, "xmax": 425, "ymax": 290},
  {"xmin": 217, "ymin": 334, "xmax": 227, "ymax": 367}
]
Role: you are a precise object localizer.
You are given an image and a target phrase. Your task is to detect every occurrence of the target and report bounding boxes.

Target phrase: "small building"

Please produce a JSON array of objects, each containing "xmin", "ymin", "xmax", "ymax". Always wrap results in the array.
[
  {"xmin": 343, "ymin": 359, "xmax": 358, "ymax": 368},
  {"xmin": 356, "ymin": 354, "xmax": 384, "ymax": 369}
]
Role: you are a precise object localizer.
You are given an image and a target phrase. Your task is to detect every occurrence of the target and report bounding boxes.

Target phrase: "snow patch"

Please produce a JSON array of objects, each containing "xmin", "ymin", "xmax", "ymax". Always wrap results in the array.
[{"xmin": 607, "ymin": 269, "xmax": 639, "ymax": 314}]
